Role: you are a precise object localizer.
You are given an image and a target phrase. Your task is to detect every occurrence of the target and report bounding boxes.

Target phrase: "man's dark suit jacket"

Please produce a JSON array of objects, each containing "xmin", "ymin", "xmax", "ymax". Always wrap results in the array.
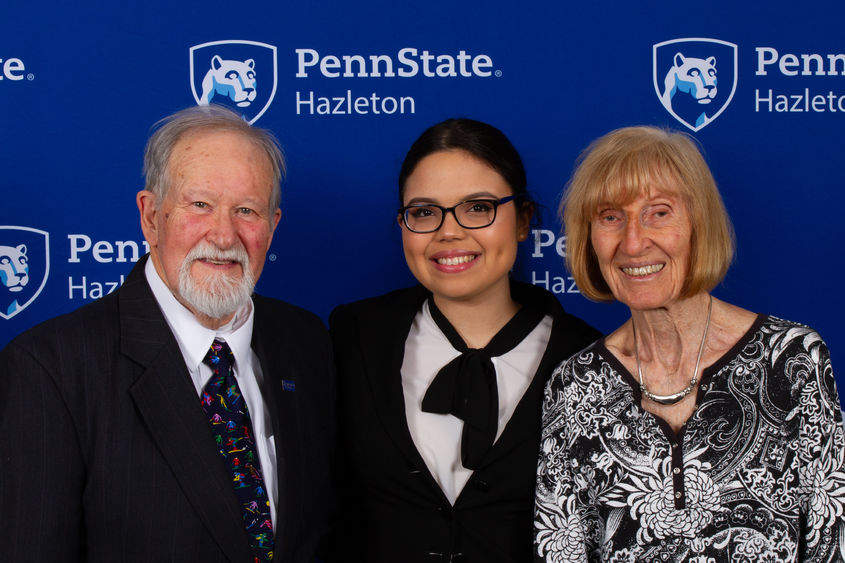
[
  {"xmin": 329, "ymin": 282, "xmax": 600, "ymax": 562},
  {"xmin": 0, "ymin": 256, "xmax": 335, "ymax": 563}
]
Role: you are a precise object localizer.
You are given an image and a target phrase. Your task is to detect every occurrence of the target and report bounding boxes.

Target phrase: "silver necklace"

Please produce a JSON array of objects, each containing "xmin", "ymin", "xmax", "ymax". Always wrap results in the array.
[{"xmin": 632, "ymin": 295, "xmax": 712, "ymax": 406}]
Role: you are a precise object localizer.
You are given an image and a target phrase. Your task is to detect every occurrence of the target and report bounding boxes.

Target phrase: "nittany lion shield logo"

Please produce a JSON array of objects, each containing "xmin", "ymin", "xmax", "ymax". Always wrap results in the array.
[
  {"xmin": 190, "ymin": 40, "xmax": 278, "ymax": 124},
  {"xmin": 653, "ymin": 38, "xmax": 737, "ymax": 132},
  {"xmin": 0, "ymin": 226, "xmax": 50, "ymax": 320}
]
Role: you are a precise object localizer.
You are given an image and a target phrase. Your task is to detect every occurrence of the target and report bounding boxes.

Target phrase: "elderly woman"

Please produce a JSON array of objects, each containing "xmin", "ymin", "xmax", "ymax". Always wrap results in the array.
[{"xmin": 534, "ymin": 126, "xmax": 845, "ymax": 561}]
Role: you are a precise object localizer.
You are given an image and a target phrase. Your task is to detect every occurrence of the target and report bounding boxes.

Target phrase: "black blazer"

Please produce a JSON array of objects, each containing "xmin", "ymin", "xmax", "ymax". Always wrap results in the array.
[
  {"xmin": 0, "ymin": 257, "xmax": 335, "ymax": 563},
  {"xmin": 329, "ymin": 282, "xmax": 600, "ymax": 563}
]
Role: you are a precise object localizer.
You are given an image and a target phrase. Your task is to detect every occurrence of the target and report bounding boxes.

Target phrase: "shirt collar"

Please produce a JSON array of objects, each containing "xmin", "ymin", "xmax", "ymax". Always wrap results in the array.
[{"xmin": 144, "ymin": 257, "xmax": 254, "ymax": 372}]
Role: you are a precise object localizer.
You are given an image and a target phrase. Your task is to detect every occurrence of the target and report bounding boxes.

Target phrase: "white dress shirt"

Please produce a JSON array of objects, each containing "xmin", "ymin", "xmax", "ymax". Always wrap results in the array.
[
  {"xmin": 144, "ymin": 259, "xmax": 278, "ymax": 530},
  {"xmin": 401, "ymin": 299, "xmax": 552, "ymax": 504}
]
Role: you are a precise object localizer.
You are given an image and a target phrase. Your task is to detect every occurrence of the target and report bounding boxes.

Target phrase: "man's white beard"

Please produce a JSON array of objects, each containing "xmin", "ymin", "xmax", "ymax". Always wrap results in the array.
[{"xmin": 178, "ymin": 241, "xmax": 255, "ymax": 320}]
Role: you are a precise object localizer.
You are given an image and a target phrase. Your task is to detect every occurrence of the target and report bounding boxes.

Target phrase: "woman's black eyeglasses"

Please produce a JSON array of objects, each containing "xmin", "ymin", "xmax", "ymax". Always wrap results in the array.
[{"xmin": 398, "ymin": 195, "xmax": 518, "ymax": 233}]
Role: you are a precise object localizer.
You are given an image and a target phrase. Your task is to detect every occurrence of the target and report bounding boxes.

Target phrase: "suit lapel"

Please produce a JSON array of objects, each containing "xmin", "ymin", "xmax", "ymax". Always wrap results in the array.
[
  {"xmin": 121, "ymin": 258, "xmax": 253, "ymax": 563},
  {"xmin": 458, "ymin": 283, "xmax": 573, "ymax": 470},
  {"xmin": 355, "ymin": 287, "xmax": 444, "ymax": 490},
  {"xmin": 473, "ymin": 327, "xmax": 556, "ymax": 466},
  {"xmin": 250, "ymin": 300, "xmax": 300, "ymax": 555}
]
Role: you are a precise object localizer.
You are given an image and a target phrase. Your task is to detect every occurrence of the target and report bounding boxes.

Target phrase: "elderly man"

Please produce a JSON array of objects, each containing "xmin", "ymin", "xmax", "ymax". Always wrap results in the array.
[{"xmin": 0, "ymin": 106, "xmax": 335, "ymax": 562}]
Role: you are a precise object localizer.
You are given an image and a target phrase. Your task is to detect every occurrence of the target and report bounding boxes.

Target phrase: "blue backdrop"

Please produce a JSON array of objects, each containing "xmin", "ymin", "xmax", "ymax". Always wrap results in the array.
[{"xmin": 1, "ymin": 1, "xmax": 842, "ymax": 397}]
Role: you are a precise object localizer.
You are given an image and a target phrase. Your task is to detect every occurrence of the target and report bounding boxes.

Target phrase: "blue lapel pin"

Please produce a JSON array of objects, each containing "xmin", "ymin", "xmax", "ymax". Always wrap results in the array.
[{"xmin": 281, "ymin": 380, "xmax": 296, "ymax": 392}]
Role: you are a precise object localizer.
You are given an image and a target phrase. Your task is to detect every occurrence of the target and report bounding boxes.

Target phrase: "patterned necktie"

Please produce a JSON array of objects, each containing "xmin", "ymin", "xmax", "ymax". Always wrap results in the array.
[{"xmin": 201, "ymin": 339, "xmax": 274, "ymax": 562}]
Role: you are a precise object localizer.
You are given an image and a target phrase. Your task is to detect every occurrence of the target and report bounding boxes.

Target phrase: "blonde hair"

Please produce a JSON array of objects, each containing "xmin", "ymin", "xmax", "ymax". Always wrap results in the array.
[{"xmin": 561, "ymin": 126, "xmax": 734, "ymax": 302}]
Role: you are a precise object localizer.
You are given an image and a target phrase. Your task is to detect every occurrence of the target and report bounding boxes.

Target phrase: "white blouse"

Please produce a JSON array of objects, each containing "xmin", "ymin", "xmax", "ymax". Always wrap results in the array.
[{"xmin": 400, "ymin": 299, "xmax": 552, "ymax": 504}]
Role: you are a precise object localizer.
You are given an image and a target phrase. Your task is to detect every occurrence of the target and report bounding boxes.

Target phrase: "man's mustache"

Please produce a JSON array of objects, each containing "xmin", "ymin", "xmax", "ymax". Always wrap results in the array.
[{"xmin": 183, "ymin": 242, "xmax": 249, "ymax": 268}]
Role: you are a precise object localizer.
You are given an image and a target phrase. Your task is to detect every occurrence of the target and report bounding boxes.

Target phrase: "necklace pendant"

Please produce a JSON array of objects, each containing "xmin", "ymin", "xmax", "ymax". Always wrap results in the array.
[{"xmin": 640, "ymin": 384, "xmax": 692, "ymax": 405}]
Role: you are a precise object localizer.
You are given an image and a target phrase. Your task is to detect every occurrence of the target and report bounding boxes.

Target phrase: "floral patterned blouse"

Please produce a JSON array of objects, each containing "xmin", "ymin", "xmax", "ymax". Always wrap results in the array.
[{"xmin": 534, "ymin": 315, "xmax": 845, "ymax": 562}]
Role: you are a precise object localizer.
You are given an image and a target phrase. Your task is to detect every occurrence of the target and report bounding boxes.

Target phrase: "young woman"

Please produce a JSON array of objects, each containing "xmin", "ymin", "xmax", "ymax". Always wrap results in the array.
[{"xmin": 330, "ymin": 118, "xmax": 599, "ymax": 562}]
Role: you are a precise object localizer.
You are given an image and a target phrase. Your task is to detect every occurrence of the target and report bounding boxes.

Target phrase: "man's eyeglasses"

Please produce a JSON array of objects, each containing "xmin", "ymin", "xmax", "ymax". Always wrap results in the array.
[{"xmin": 398, "ymin": 195, "xmax": 518, "ymax": 233}]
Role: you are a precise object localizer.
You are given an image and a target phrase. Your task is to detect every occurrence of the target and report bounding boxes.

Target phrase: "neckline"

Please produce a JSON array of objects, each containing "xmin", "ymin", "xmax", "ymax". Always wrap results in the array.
[
  {"xmin": 597, "ymin": 313, "xmax": 768, "ymax": 431},
  {"xmin": 427, "ymin": 294, "xmax": 545, "ymax": 355}
]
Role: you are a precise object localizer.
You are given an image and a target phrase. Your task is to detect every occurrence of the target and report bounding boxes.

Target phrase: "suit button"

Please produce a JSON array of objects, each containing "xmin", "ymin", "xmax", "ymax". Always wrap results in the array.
[
  {"xmin": 451, "ymin": 554, "xmax": 467, "ymax": 563},
  {"xmin": 436, "ymin": 506, "xmax": 452, "ymax": 520},
  {"xmin": 474, "ymin": 479, "xmax": 491, "ymax": 492}
]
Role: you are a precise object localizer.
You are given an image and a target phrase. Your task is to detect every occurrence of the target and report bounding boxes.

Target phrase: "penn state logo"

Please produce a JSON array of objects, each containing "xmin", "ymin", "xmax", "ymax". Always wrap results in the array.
[
  {"xmin": 0, "ymin": 226, "xmax": 49, "ymax": 320},
  {"xmin": 190, "ymin": 40, "xmax": 278, "ymax": 124},
  {"xmin": 653, "ymin": 38, "xmax": 737, "ymax": 131}
]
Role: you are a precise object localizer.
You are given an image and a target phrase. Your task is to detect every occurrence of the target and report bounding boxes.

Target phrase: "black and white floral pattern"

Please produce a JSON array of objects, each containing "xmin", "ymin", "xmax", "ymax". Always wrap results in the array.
[{"xmin": 535, "ymin": 315, "xmax": 845, "ymax": 562}]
